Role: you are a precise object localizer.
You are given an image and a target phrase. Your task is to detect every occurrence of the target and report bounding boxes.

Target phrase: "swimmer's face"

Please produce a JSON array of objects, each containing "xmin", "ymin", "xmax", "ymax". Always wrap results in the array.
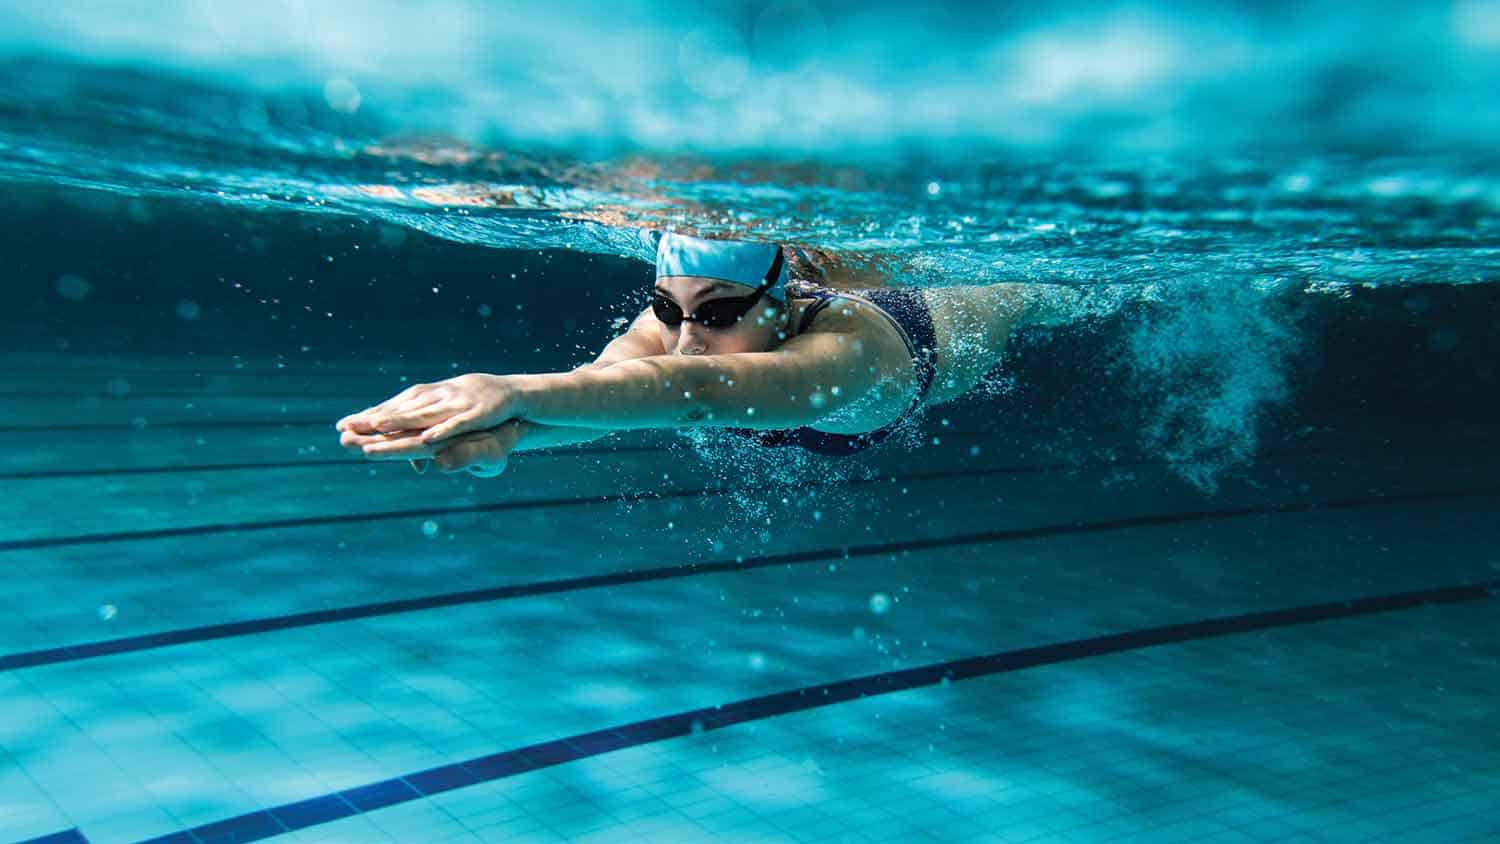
[{"xmin": 654, "ymin": 276, "xmax": 787, "ymax": 356}]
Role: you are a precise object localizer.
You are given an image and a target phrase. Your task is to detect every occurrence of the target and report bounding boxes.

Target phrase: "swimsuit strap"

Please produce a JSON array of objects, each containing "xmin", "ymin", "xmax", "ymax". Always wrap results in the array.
[{"xmin": 796, "ymin": 291, "xmax": 836, "ymax": 335}]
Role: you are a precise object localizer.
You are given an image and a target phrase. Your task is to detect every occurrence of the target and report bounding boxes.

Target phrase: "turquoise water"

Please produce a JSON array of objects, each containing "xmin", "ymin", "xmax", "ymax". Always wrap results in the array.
[{"xmin": 2, "ymin": 2, "xmax": 1499, "ymax": 843}]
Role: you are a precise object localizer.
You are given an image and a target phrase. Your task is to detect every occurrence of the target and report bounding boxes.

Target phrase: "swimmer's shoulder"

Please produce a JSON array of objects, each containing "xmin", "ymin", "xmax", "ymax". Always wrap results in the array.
[{"xmin": 787, "ymin": 287, "xmax": 910, "ymax": 362}]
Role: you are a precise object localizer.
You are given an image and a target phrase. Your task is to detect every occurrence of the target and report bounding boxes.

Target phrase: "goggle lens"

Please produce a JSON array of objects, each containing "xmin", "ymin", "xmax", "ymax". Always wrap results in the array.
[{"xmin": 652, "ymin": 293, "xmax": 759, "ymax": 329}]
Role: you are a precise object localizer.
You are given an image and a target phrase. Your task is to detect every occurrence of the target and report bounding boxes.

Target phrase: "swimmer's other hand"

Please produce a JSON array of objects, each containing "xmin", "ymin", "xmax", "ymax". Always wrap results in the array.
[{"xmin": 432, "ymin": 423, "xmax": 523, "ymax": 477}]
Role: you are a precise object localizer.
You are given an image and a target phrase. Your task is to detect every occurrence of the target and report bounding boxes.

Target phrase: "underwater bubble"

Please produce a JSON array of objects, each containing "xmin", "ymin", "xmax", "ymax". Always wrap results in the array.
[
  {"xmin": 1455, "ymin": 0, "xmax": 1500, "ymax": 47},
  {"xmin": 747, "ymin": 652, "xmax": 766, "ymax": 671},
  {"xmin": 176, "ymin": 300, "xmax": 201, "ymax": 321},
  {"xmin": 323, "ymin": 78, "xmax": 362, "ymax": 114},
  {"xmin": 869, "ymin": 593, "xmax": 891, "ymax": 614},
  {"xmin": 690, "ymin": 719, "xmax": 706, "ymax": 736},
  {"xmin": 97, "ymin": 604, "xmax": 117, "ymax": 621},
  {"xmin": 852, "ymin": 626, "xmax": 867, "ymax": 641},
  {"xmin": 477, "ymin": 303, "xmax": 492, "ymax": 318},
  {"xmin": 105, "ymin": 378, "xmax": 131, "ymax": 397},
  {"xmin": 55, "ymin": 274, "xmax": 92, "ymax": 301},
  {"xmin": 1280, "ymin": 173, "xmax": 1313, "ymax": 193},
  {"xmin": 421, "ymin": 520, "xmax": 439, "ymax": 537}
]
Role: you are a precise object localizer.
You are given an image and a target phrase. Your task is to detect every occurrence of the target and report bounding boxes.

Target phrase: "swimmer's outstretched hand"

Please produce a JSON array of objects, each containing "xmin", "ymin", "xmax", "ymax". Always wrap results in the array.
[
  {"xmin": 335, "ymin": 373, "xmax": 524, "ymax": 442},
  {"xmin": 339, "ymin": 423, "xmax": 522, "ymax": 477}
]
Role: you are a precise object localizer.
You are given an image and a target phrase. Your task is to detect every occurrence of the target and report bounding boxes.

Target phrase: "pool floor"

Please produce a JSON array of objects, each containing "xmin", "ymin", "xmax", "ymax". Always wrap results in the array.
[{"xmin": 2, "ymin": 355, "xmax": 1497, "ymax": 843}]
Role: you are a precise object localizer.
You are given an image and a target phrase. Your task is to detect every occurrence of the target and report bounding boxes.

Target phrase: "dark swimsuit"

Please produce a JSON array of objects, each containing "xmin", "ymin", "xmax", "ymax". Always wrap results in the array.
[{"xmin": 735, "ymin": 282, "xmax": 939, "ymax": 455}]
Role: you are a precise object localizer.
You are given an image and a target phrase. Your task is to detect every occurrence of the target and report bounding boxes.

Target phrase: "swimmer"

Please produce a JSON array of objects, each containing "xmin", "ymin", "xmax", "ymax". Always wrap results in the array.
[{"xmin": 337, "ymin": 231, "xmax": 1052, "ymax": 476}]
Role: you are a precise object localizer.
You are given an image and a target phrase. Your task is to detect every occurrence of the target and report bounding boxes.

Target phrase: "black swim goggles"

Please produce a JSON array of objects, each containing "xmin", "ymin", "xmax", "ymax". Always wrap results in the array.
[{"xmin": 652, "ymin": 249, "xmax": 784, "ymax": 329}]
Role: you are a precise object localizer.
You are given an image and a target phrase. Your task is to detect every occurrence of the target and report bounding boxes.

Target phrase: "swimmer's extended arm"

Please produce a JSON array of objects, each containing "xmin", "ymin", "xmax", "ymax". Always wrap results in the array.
[
  {"xmin": 501, "ymin": 327, "xmax": 893, "ymax": 433},
  {"xmin": 339, "ymin": 308, "xmax": 662, "ymax": 470}
]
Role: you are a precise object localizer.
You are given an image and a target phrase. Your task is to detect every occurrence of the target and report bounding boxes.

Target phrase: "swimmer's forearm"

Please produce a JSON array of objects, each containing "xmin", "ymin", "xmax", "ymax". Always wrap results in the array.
[
  {"xmin": 506, "ymin": 420, "xmax": 614, "ymax": 452},
  {"xmin": 514, "ymin": 356, "xmax": 814, "ymax": 431}
]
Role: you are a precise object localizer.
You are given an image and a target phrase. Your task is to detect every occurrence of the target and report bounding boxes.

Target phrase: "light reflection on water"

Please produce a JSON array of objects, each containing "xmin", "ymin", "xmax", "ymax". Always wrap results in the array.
[{"xmin": 0, "ymin": 0, "xmax": 1494, "ymax": 289}]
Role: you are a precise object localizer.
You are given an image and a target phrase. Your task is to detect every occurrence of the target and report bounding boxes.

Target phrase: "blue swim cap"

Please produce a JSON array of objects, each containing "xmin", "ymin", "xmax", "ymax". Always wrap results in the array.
[{"xmin": 654, "ymin": 230, "xmax": 788, "ymax": 302}]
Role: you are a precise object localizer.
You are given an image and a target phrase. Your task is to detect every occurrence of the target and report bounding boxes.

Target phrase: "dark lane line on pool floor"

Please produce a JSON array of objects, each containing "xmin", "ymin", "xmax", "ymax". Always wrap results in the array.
[
  {"xmin": 15, "ymin": 831, "xmax": 88, "ymax": 844},
  {"xmin": 4, "ymin": 483, "xmax": 1496, "ymax": 672},
  {"xmin": 22, "ymin": 576, "xmax": 1496, "ymax": 844},
  {"xmin": 0, "ymin": 443, "xmax": 674, "ymax": 480},
  {"xmin": 0, "ymin": 457, "xmax": 1089, "ymax": 551},
  {"xmin": 0, "ymin": 420, "xmax": 344, "ymax": 433},
  {"xmin": 0, "ymin": 391, "xmax": 389, "ymax": 399},
  {"xmin": 0, "ymin": 434, "xmax": 1401, "ymax": 483},
  {"xmin": 0, "ymin": 365, "xmax": 440, "ymax": 377},
  {"xmin": 0, "ymin": 414, "xmax": 1069, "ymax": 435},
  {"xmin": 2, "ymin": 427, "xmax": 1346, "ymax": 482}
]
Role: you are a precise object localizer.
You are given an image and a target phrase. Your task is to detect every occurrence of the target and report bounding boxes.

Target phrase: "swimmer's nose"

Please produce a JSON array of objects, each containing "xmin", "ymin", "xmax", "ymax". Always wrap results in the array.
[{"xmin": 675, "ymin": 324, "xmax": 709, "ymax": 355}]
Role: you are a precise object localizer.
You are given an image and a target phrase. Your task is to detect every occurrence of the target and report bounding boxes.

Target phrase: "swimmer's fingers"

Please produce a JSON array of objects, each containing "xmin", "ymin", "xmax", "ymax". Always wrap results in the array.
[
  {"xmin": 340, "ymin": 428, "xmax": 417, "ymax": 455},
  {"xmin": 357, "ymin": 430, "xmax": 440, "ymax": 460},
  {"xmin": 336, "ymin": 384, "xmax": 438, "ymax": 432},
  {"xmin": 337, "ymin": 394, "xmax": 406, "ymax": 432},
  {"xmin": 418, "ymin": 410, "xmax": 490, "ymax": 445},
  {"xmin": 340, "ymin": 428, "xmax": 380, "ymax": 455},
  {"xmin": 365, "ymin": 402, "xmax": 467, "ymax": 433},
  {"xmin": 339, "ymin": 400, "xmax": 431, "ymax": 434},
  {"xmin": 336, "ymin": 410, "xmax": 381, "ymax": 434}
]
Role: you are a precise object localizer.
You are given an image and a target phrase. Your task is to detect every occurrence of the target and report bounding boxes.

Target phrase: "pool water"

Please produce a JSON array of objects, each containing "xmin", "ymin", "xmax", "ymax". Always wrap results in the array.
[{"xmin": 3, "ymin": 2, "xmax": 1499, "ymax": 842}]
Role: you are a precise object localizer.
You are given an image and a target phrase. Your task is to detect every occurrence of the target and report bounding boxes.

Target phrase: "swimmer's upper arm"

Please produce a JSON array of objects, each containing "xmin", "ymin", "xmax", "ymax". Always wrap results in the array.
[
  {"xmin": 577, "ymin": 307, "xmax": 664, "ymax": 371},
  {"xmin": 667, "ymin": 301, "xmax": 913, "ymax": 429},
  {"xmin": 749, "ymin": 320, "xmax": 911, "ymax": 422},
  {"xmin": 515, "ymin": 307, "xmax": 914, "ymax": 432}
]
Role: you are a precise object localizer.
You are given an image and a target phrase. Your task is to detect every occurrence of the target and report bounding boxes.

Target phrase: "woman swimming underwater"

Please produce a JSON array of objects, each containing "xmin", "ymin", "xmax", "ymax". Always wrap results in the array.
[{"xmin": 337, "ymin": 231, "xmax": 1046, "ymax": 476}]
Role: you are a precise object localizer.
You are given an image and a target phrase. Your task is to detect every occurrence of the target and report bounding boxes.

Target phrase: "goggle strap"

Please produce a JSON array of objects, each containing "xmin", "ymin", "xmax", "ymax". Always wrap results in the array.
[{"xmin": 760, "ymin": 248, "xmax": 784, "ymax": 293}]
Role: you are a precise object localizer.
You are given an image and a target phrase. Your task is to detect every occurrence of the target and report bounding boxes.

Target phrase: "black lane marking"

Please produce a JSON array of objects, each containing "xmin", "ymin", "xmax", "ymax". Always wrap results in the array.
[
  {"xmin": 16, "ymin": 831, "xmax": 89, "ymax": 844},
  {"xmin": 104, "ymin": 576, "xmax": 1500, "ymax": 844},
  {"xmin": 5, "ymin": 484, "xmax": 1495, "ymax": 672},
  {"xmin": 0, "ymin": 420, "xmax": 338, "ymax": 433},
  {"xmin": 0, "ymin": 431, "xmax": 1008, "ymax": 479},
  {"xmin": 0, "ymin": 430, "xmax": 1297, "ymax": 481},
  {"xmin": 0, "ymin": 391, "xmax": 388, "ymax": 399},
  {"xmin": 0, "ymin": 366, "xmax": 434, "ymax": 377},
  {"xmin": 0, "ymin": 413, "xmax": 1039, "ymax": 435},
  {"xmin": 0, "ymin": 458, "xmax": 1074, "ymax": 552},
  {"xmin": 0, "ymin": 443, "xmax": 674, "ymax": 480}
]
